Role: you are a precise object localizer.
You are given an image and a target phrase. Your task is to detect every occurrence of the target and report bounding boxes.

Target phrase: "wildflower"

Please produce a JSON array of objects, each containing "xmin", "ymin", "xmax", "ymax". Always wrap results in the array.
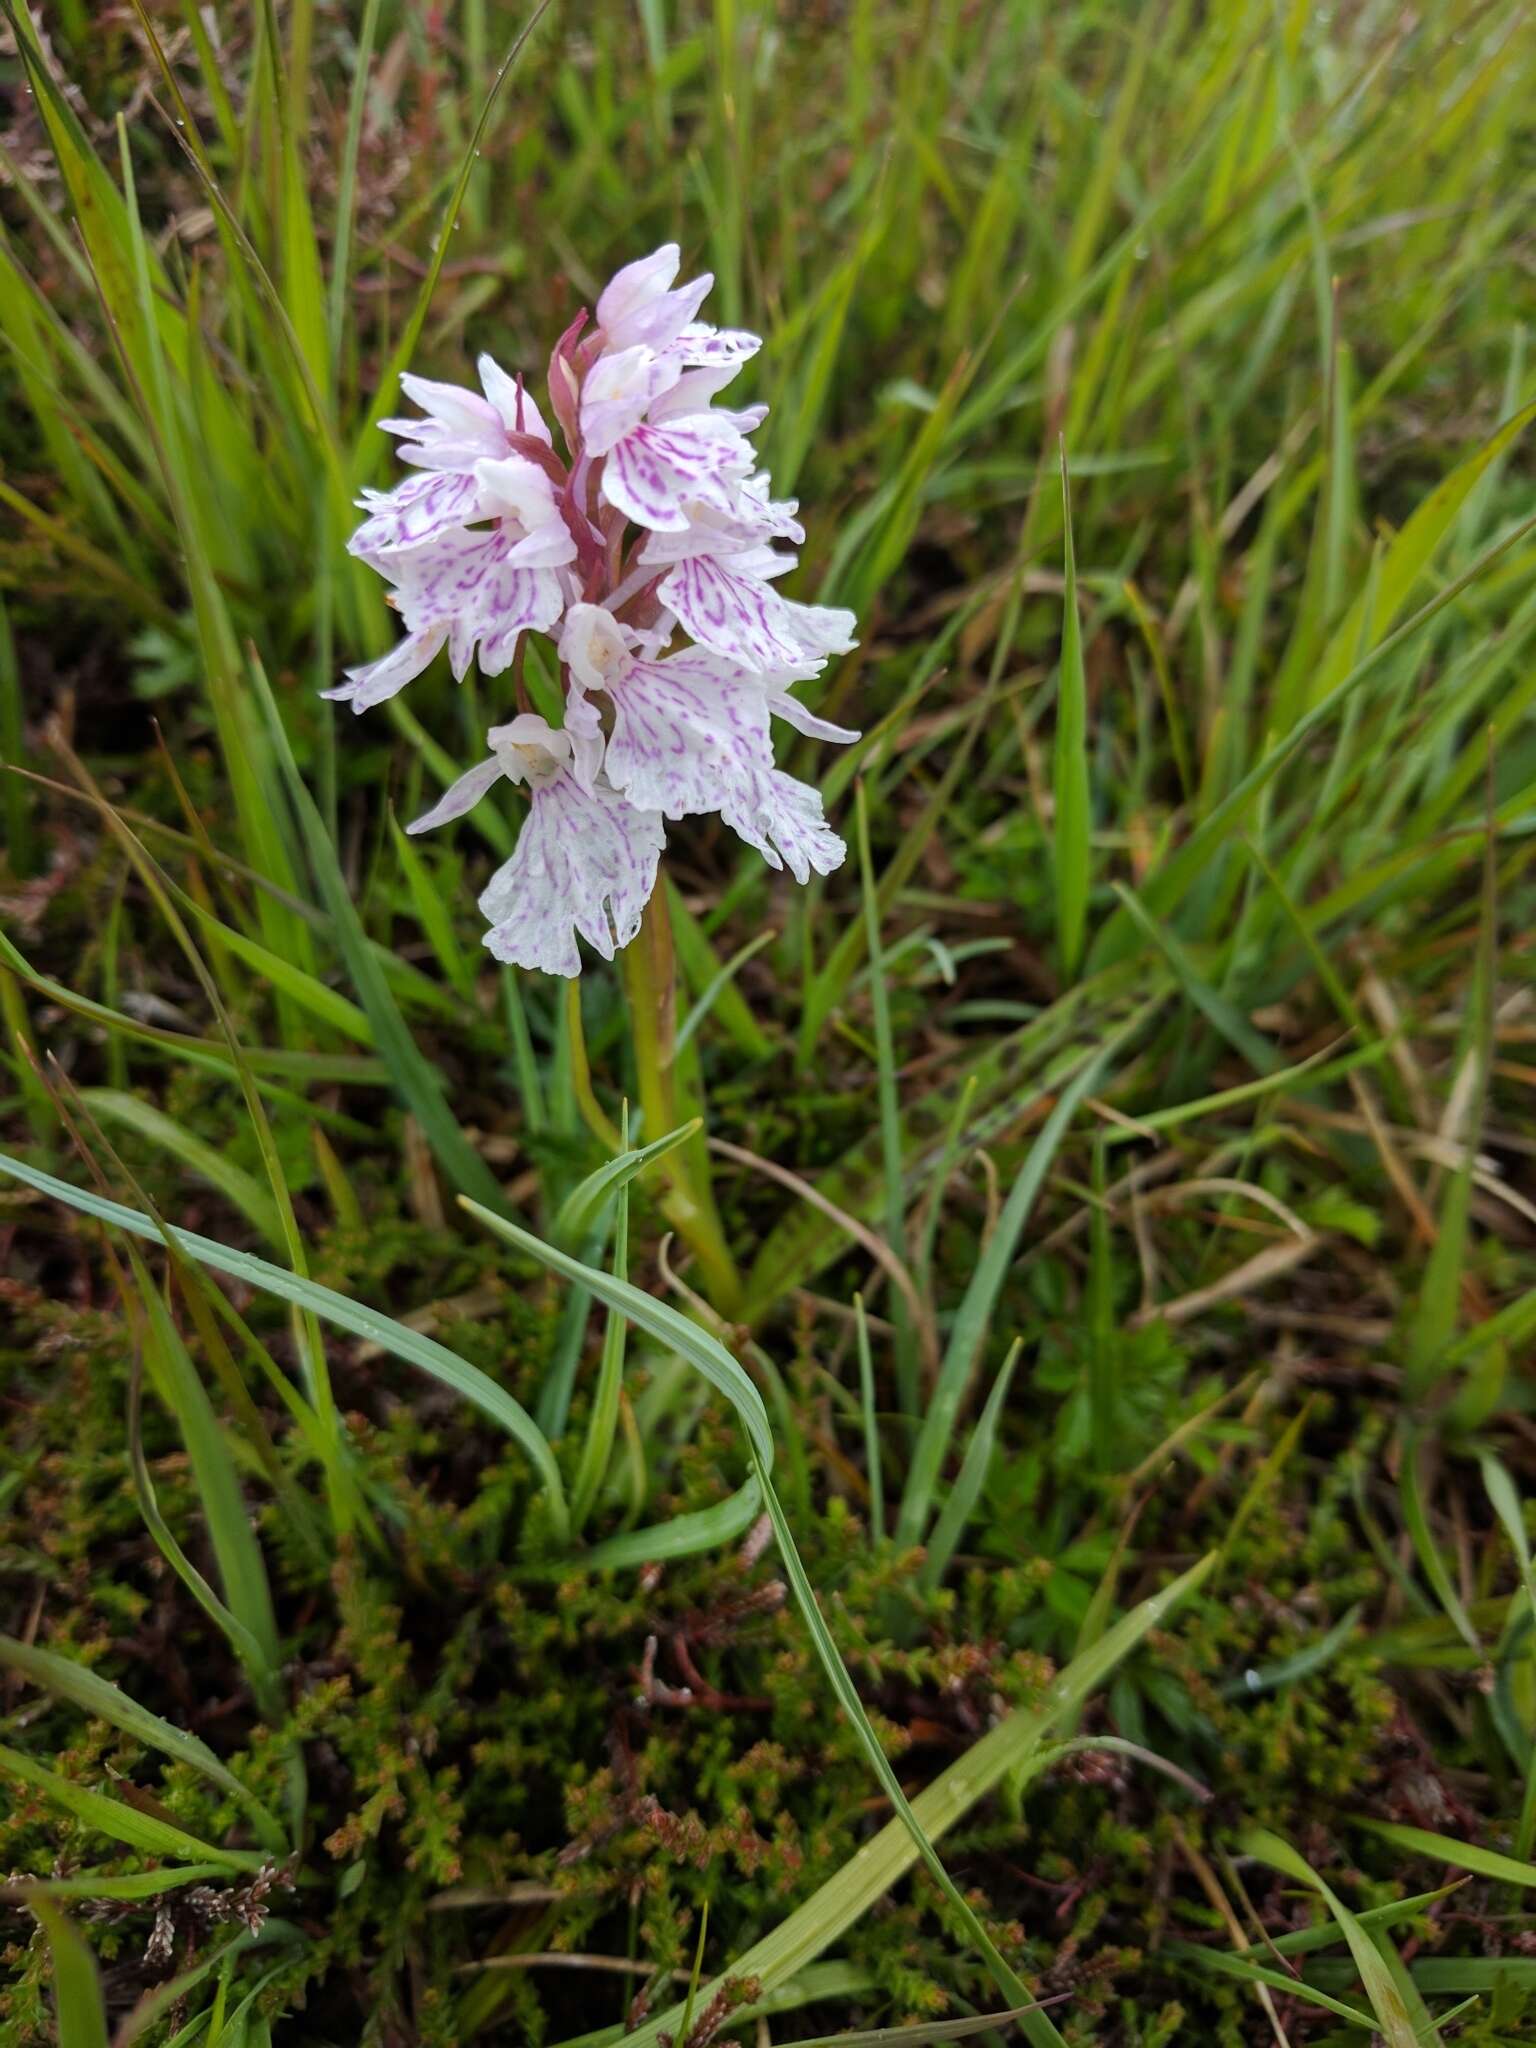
[{"xmin": 339, "ymin": 245, "xmax": 858, "ymax": 975}]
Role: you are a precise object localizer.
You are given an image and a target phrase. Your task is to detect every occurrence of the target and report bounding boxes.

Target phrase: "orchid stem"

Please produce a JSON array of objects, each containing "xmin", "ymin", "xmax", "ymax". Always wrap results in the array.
[
  {"xmin": 622, "ymin": 890, "xmax": 742, "ymax": 1315},
  {"xmin": 563, "ymin": 980, "xmax": 623, "ymax": 1154}
]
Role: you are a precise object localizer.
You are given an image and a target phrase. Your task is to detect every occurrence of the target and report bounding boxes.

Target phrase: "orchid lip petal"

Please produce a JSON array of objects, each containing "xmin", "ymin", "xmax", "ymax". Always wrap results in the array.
[{"xmin": 479, "ymin": 770, "xmax": 664, "ymax": 979}]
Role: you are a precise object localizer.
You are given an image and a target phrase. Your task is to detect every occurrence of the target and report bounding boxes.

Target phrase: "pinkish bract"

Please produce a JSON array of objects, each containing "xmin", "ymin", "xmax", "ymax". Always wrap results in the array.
[{"xmin": 334, "ymin": 247, "xmax": 858, "ymax": 977}]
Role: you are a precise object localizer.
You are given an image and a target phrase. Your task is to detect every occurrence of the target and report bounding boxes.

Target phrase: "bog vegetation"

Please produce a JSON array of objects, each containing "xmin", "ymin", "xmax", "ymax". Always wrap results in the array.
[{"xmin": 2, "ymin": 3, "xmax": 1535, "ymax": 2044}]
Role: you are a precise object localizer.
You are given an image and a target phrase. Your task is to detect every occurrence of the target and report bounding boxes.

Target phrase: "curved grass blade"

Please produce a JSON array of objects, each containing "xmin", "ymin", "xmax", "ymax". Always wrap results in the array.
[
  {"xmin": 466, "ymin": 1197, "xmax": 1216, "ymax": 2038},
  {"xmin": 1241, "ymin": 1827, "xmax": 1418, "ymax": 2046},
  {"xmin": 607, "ymin": 1553, "xmax": 1215, "ymax": 2048},
  {"xmin": 460, "ymin": 1198, "xmax": 775, "ymax": 1471},
  {"xmin": 0, "ymin": 1744, "xmax": 265, "ymax": 1872},
  {"xmin": 22, "ymin": 1897, "xmax": 108, "ymax": 2048},
  {"xmin": 553, "ymin": 1119, "xmax": 702, "ymax": 1248},
  {"xmin": 1166, "ymin": 1942, "xmax": 1377, "ymax": 2030},
  {"xmin": 0, "ymin": 1152, "xmax": 568, "ymax": 1538},
  {"xmin": 919, "ymin": 1337, "xmax": 1020, "ymax": 1591},
  {"xmin": 6, "ymin": 1865, "xmax": 231, "ymax": 1903},
  {"xmin": 1349, "ymin": 1818, "xmax": 1536, "ymax": 1890},
  {"xmin": 897, "ymin": 1042, "xmax": 1114, "ymax": 1546},
  {"xmin": 124, "ymin": 1312, "xmax": 280, "ymax": 1717},
  {"xmin": 1090, "ymin": 499, "xmax": 1536, "ymax": 968},
  {"xmin": 246, "ymin": 650, "xmax": 511, "ymax": 1219},
  {"xmin": 550, "ymin": 1477, "xmax": 764, "ymax": 1575},
  {"xmin": 0, "ymin": 1634, "xmax": 285, "ymax": 1854},
  {"xmin": 79, "ymin": 1090, "xmax": 283, "ymax": 1247},
  {"xmin": 673, "ymin": 926, "xmax": 776, "ymax": 1059}
]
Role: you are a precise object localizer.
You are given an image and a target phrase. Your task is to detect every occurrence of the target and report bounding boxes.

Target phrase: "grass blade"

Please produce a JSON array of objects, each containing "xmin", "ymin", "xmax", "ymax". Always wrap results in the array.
[
  {"xmin": 0, "ymin": 1744, "xmax": 265, "ymax": 1872},
  {"xmin": 1241, "ymin": 1826, "xmax": 1418, "ymax": 2047},
  {"xmin": 1053, "ymin": 441, "xmax": 1091, "ymax": 978},
  {"xmin": 247, "ymin": 649, "xmax": 511, "ymax": 1216},
  {"xmin": 21, "ymin": 1897, "xmax": 109, "ymax": 2048},
  {"xmin": 78, "ymin": 1090, "xmax": 284, "ymax": 1247},
  {"xmin": 0, "ymin": 1633, "xmax": 285, "ymax": 1853},
  {"xmin": 0, "ymin": 1150, "xmax": 568, "ymax": 1537},
  {"xmin": 553, "ymin": 1118, "xmax": 701, "ymax": 1247},
  {"xmin": 897, "ymin": 1042, "xmax": 1114, "ymax": 1546},
  {"xmin": 610, "ymin": 1553, "xmax": 1216, "ymax": 2048},
  {"xmin": 919, "ymin": 1337, "xmax": 1020, "ymax": 1591}
]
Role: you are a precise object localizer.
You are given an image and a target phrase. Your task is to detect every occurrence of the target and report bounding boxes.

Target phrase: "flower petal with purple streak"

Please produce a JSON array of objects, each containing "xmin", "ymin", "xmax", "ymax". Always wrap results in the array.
[
  {"xmin": 350, "ymin": 469, "xmax": 484, "ymax": 557},
  {"xmin": 323, "ymin": 626, "xmax": 447, "ymax": 713},
  {"xmin": 658, "ymin": 555, "xmax": 857, "ymax": 670},
  {"xmin": 602, "ymin": 422, "xmax": 755, "ymax": 533},
  {"xmin": 479, "ymin": 772, "xmax": 664, "ymax": 978},
  {"xmin": 717, "ymin": 766, "xmax": 847, "ymax": 883},
  {"xmin": 602, "ymin": 652, "xmax": 777, "ymax": 821}
]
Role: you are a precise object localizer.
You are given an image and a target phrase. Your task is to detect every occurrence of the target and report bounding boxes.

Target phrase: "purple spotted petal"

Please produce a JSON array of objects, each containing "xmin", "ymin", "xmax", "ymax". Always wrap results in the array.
[
  {"xmin": 323, "ymin": 627, "xmax": 447, "ymax": 713},
  {"xmin": 718, "ymin": 766, "xmax": 847, "ymax": 884},
  {"xmin": 479, "ymin": 772, "xmax": 665, "ymax": 978},
  {"xmin": 602, "ymin": 423, "xmax": 755, "ymax": 533},
  {"xmin": 602, "ymin": 654, "xmax": 776, "ymax": 820},
  {"xmin": 638, "ymin": 487, "xmax": 804, "ymax": 563},
  {"xmin": 674, "ymin": 323, "xmax": 762, "ymax": 368},
  {"xmin": 350, "ymin": 469, "xmax": 483, "ymax": 557},
  {"xmin": 375, "ymin": 530, "xmax": 566, "ymax": 682},
  {"xmin": 659, "ymin": 556, "xmax": 857, "ymax": 670},
  {"xmin": 406, "ymin": 754, "xmax": 508, "ymax": 834}
]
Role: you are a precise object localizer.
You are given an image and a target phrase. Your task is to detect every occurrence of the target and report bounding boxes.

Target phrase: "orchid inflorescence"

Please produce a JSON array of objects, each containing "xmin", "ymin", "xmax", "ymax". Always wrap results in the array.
[{"xmin": 332, "ymin": 246, "xmax": 859, "ymax": 979}]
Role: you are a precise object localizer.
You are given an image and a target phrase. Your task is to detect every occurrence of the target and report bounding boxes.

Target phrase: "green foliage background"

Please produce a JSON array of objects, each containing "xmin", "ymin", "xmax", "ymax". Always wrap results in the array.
[{"xmin": 2, "ymin": 2, "xmax": 1536, "ymax": 2043}]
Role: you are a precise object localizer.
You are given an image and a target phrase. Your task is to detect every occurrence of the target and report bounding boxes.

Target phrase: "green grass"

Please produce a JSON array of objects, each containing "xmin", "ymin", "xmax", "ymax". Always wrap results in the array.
[{"xmin": 2, "ymin": 2, "xmax": 1536, "ymax": 2044}]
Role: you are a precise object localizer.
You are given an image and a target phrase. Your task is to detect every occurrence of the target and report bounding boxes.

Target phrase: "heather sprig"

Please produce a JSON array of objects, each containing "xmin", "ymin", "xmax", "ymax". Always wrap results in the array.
[{"xmin": 334, "ymin": 246, "xmax": 858, "ymax": 979}]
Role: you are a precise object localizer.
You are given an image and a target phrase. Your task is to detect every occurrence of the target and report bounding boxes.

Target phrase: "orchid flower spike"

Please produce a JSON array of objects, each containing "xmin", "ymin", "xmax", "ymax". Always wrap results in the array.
[{"xmin": 340, "ymin": 246, "xmax": 859, "ymax": 976}]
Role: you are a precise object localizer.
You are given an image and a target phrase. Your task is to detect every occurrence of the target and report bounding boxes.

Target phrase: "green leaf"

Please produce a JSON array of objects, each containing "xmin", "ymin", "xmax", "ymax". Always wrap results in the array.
[
  {"xmin": 11, "ymin": 1865, "xmax": 233, "ymax": 1902},
  {"xmin": 1306, "ymin": 396, "xmax": 1536, "ymax": 715},
  {"xmin": 1053, "ymin": 442, "xmax": 1091, "ymax": 978},
  {"xmin": 246, "ymin": 649, "xmax": 512, "ymax": 1219},
  {"xmin": 0, "ymin": 1151, "xmax": 568, "ymax": 1537},
  {"xmin": 552, "ymin": 1120, "xmax": 702, "ymax": 1248},
  {"xmin": 78, "ymin": 1090, "xmax": 284, "ymax": 1247},
  {"xmin": 1090, "ymin": 502, "xmax": 1536, "ymax": 968},
  {"xmin": 897, "ymin": 1040, "xmax": 1115, "ymax": 1545},
  {"xmin": 560, "ymin": 1477, "xmax": 765, "ymax": 1574},
  {"xmin": 1351, "ymin": 1817, "xmax": 1536, "ymax": 1891},
  {"xmin": 919, "ymin": 1338, "xmax": 1020, "ymax": 1591},
  {"xmin": 461, "ymin": 1198, "xmax": 775, "ymax": 1472},
  {"xmin": 611, "ymin": 1553, "xmax": 1216, "ymax": 2048},
  {"xmin": 1167, "ymin": 1941, "xmax": 1378, "ymax": 2030},
  {"xmin": 0, "ymin": 1634, "xmax": 285, "ymax": 1852},
  {"xmin": 1241, "ymin": 1826, "xmax": 1419, "ymax": 2047},
  {"xmin": 23, "ymin": 1897, "xmax": 109, "ymax": 2048},
  {"xmin": 390, "ymin": 810, "xmax": 477, "ymax": 1003},
  {"xmin": 0, "ymin": 1743, "xmax": 265, "ymax": 1871}
]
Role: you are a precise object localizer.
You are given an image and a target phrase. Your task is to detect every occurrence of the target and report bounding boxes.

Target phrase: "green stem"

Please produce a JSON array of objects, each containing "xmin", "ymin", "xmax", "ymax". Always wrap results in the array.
[
  {"xmin": 570, "ymin": 1113, "xmax": 630, "ymax": 1533},
  {"xmin": 621, "ymin": 891, "xmax": 742, "ymax": 1315}
]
